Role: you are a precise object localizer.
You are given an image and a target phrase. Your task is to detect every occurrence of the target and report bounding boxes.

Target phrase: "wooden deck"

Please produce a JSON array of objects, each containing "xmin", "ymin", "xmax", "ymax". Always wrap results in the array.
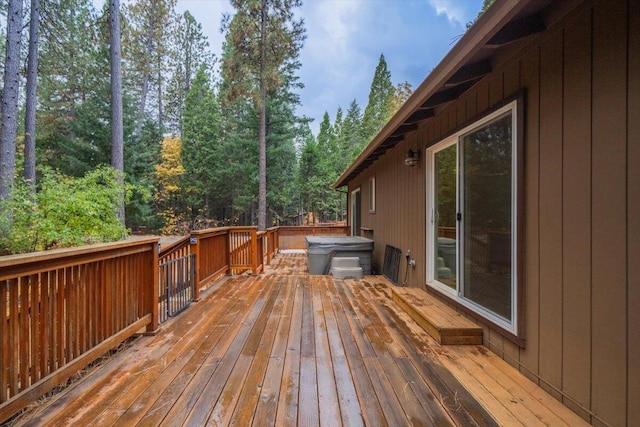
[{"xmin": 13, "ymin": 254, "xmax": 587, "ymax": 426}]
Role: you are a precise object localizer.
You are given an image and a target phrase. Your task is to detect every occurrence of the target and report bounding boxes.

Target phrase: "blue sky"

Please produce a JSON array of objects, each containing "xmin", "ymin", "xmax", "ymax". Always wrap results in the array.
[{"xmin": 175, "ymin": 0, "xmax": 485, "ymax": 134}]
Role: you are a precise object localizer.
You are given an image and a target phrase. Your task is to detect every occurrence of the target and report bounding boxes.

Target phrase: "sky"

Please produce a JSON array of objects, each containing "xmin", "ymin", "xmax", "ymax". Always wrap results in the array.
[{"xmin": 135, "ymin": 0, "xmax": 485, "ymax": 135}]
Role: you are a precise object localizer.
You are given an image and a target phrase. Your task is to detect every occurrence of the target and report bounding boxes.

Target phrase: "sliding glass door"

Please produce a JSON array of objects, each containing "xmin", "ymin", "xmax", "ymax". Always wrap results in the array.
[{"xmin": 427, "ymin": 101, "xmax": 518, "ymax": 331}]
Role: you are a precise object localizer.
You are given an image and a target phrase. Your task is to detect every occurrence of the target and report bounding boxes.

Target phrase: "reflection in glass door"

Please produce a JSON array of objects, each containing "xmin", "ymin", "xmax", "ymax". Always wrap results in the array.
[
  {"xmin": 433, "ymin": 144, "xmax": 457, "ymax": 290},
  {"xmin": 461, "ymin": 113, "xmax": 513, "ymax": 321}
]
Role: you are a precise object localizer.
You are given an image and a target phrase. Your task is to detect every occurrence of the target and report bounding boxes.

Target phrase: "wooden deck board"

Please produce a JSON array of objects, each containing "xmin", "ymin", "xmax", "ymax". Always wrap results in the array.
[{"xmin": 13, "ymin": 253, "xmax": 587, "ymax": 427}]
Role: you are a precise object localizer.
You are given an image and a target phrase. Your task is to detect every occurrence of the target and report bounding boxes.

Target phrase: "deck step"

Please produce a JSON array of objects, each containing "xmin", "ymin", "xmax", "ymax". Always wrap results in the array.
[
  {"xmin": 331, "ymin": 266, "xmax": 364, "ymax": 279},
  {"xmin": 330, "ymin": 256, "xmax": 361, "ymax": 269},
  {"xmin": 391, "ymin": 287, "xmax": 483, "ymax": 345}
]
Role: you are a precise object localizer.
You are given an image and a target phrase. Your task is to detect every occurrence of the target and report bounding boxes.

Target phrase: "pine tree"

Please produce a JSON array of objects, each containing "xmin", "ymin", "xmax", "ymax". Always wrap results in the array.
[
  {"xmin": 38, "ymin": 0, "xmax": 102, "ymax": 175},
  {"xmin": 361, "ymin": 54, "xmax": 394, "ymax": 148},
  {"xmin": 0, "ymin": 0, "xmax": 23, "ymax": 201},
  {"xmin": 181, "ymin": 66, "xmax": 221, "ymax": 220},
  {"xmin": 164, "ymin": 11, "xmax": 213, "ymax": 135},
  {"xmin": 123, "ymin": 0, "xmax": 177, "ymax": 138},
  {"xmin": 109, "ymin": 0, "xmax": 125, "ymax": 226},
  {"xmin": 221, "ymin": 0, "xmax": 305, "ymax": 230},
  {"xmin": 297, "ymin": 130, "xmax": 321, "ymax": 224},
  {"xmin": 23, "ymin": 0, "xmax": 41, "ymax": 191},
  {"xmin": 342, "ymin": 99, "xmax": 363, "ymax": 161}
]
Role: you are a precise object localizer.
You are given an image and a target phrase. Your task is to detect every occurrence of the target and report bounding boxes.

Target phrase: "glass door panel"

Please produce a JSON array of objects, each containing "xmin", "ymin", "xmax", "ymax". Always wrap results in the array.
[
  {"xmin": 433, "ymin": 144, "xmax": 457, "ymax": 289},
  {"xmin": 461, "ymin": 114, "xmax": 513, "ymax": 321}
]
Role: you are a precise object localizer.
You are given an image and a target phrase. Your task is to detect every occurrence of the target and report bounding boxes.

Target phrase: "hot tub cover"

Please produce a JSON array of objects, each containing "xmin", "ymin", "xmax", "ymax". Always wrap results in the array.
[{"xmin": 305, "ymin": 236, "xmax": 374, "ymax": 252}]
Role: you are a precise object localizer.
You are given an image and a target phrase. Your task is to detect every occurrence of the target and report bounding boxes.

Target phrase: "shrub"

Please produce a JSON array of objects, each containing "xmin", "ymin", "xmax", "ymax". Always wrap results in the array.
[{"xmin": 0, "ymin": 166, "xmax": 129, "ymax": 254}]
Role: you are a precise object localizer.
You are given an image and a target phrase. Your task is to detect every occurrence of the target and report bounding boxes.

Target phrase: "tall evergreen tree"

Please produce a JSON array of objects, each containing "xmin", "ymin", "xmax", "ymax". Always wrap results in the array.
[
  {"xmin": 38, "ymin": 0, "xmax": 102, "ymax": 174},
  {"xmin": 109, "ymin": 0, "xmax": 125, "ymax": 225},
  {"xmin": 222, "ymin": 0, "xmax": 305, "ymax": 230},
  {"xmin": 297, "ymin": 129, "xmax": 321, "ymax": 223},
  {"xmin": 164, "ymin": 11, "xmax": 213, "ymax": 135},
  {"xmin": 361, "ymin": 53, "xmax": 394, "ymax": 149},
  {"xmin": 123, "ymin": 0, "xmax": 177, "ymax": 138},
  {"xmin": 342, "ymin": 99, "xmax": 363, "ymax": 161},
  {"xmin": 181, "ymin": 66, "xmax": 221, "ymax": 220},
  {"xmin": 0, "ymin": 0, "xmax": 23, "ymax": 200},
  {"xmin": 23, "ymin": 0, "xmax": 40, "ymax": 191}
]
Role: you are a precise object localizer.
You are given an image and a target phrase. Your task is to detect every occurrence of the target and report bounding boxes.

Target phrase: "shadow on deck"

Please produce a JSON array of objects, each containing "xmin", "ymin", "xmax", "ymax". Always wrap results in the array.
[{"xmin": 14, "ymin": 254, "xmax": 587, "ymax": 426}]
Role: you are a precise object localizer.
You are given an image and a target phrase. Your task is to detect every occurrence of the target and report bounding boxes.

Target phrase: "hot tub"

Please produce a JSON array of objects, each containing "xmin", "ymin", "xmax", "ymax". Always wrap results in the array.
[{"xmin": 306, "ymin": 236, "xmax": 374, "ymax": 275}]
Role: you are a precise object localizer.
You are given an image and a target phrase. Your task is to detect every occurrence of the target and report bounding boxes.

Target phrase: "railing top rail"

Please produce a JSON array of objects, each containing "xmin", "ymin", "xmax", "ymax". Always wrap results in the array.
[
  {"xmin": 0, "ymin": 236, "xmax": 159, "ymax": 270},
  {"xmin": 191, "ymin": 226, "xmax": 258, "ymax": 238}
]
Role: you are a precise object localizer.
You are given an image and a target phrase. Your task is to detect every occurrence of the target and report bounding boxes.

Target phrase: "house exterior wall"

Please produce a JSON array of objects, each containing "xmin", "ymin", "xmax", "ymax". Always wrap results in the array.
[{"xmin": 347, "ymin": 1, "xmax": 639, "ymax": 425}]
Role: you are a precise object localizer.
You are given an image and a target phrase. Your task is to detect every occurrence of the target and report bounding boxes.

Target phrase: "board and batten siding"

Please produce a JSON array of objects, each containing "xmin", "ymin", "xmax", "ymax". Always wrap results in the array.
[{"xmin": 347, "ymin": 1, "xmax": 638, "ymax": 425}]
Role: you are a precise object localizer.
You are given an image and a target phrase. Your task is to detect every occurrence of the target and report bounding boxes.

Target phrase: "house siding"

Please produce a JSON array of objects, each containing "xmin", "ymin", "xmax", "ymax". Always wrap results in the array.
[{"xmin": 346, "ymin": 1, "xmax": 638, "ymax": 425}]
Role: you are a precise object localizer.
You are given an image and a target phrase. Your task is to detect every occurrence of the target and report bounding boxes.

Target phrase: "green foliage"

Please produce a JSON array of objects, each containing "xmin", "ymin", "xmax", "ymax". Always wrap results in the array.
[
  {"xmin": 467, "ymin": 0, "xmax": 495, "ymax": 28},
  {"xmin": 361, "ymin": 54, "xmax": 395, "ymax": 147},
  {"xmin": 0, "ymin": 166, "xmax": 129, "ymax": 254},
  {"xmin": 163, "ymin": 10, "xmax": 214, "ymax": 134},
  {"xmin": 181, "ymin": 65, "xmax": 222, "ymax": 219}
]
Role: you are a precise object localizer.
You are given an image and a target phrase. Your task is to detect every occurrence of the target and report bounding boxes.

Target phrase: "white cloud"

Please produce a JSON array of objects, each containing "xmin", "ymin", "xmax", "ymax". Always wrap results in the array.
[{"xmin": 428, "ymin": 0, "xmax": 473, "ymax": 27}]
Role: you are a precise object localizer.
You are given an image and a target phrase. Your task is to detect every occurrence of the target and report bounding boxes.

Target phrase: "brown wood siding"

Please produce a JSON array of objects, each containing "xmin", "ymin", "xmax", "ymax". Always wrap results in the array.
[
  {"xmin": 520, "ymin": 44, "xmax": 541, "ymax": 386},
  {"xmin": 591, "ymin": 1, "xmax": 628, "ymax": 426},
  {"xmin": 628, "ymin": 3, "xmax": 640, "ymax": 427},
  {"xmin": 561, "ymin": 7, "xmax": 592, "ymax": 418},
  {"xmin": 346, "ymin": 1, "xmax": 636, "ymax": 424},
  {"xmin": 538, "ymin": 26, "xmax": 564, "ymax": 401}
]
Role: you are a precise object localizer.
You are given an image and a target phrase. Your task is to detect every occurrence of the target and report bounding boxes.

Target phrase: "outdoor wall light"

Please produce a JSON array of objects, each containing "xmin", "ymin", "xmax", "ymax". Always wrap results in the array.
[{"xmin": 404, "ymin": 148, "xmax": 420, "ymax": 167}]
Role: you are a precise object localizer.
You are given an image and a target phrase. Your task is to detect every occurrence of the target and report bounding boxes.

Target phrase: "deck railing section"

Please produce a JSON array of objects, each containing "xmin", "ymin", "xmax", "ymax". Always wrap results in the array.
[
  {"xmin": 228, "ymin": 227, "xmax": 256, "ymax": 275},
  {"xmin": 191, "ymin": 228, "xmax": 231, "ymax": 298},
  {"xmin": 265, "ymin": 227, "xmax": 279, "ymax": 264},
  {"xmin": 0, "ymin": 238, "xmax": 159, "ymax": 422},
  {"xmin": 0, "ymin": 225, "xmax": 350, "ymax": 423}
]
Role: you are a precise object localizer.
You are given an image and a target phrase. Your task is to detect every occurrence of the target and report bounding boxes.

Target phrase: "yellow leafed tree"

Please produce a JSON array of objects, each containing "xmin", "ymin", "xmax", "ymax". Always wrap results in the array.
[{"xmin": 155, "ymin": 136, "xmax": 185, "ymax": 234}]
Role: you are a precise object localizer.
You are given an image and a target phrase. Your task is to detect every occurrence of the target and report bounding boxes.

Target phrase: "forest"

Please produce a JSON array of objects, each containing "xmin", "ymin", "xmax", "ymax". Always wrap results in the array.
[{"xmin": 0, "ymin": 0, "xmax": 411, "ymax": 255}]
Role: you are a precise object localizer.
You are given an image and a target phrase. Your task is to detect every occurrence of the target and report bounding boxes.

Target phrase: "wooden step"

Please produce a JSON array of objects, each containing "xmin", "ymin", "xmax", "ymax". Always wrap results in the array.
[{"xmin": 391, "ymin": 287, "xmax": 483, "ymax": 345}]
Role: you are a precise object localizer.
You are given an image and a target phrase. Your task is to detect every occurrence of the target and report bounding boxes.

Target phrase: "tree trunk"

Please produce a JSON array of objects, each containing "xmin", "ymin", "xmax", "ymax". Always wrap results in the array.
[
  {"xmin": 158, "ymin": 54, "xmax": 163, "ymax": 132},
  {"xmin": 134, "ymin": 10, "xmax": 156, "ymax": 139},
  {"xmin": 0, "ymin": 0, "xmax": 23, "ymax": 200},
  {"xmin": 110, "ymin": 0, "xmax": 125, "ymax": 226},
  {"xmin": 257, "ymin": 0, "xmax": 267, "ymax": 231},
  {"xmin": 24, "ymin": 0, "xmax": 40, "ymax": 192}
]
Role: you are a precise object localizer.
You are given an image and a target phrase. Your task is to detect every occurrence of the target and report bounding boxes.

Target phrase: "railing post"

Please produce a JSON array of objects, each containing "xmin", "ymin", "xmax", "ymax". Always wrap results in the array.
[
  {"xmin": 191, "ymin": 234, "xmax": 201, "ymax": 300},
  {"xmin": 225, "ymin": 229, "xmax": 231, "ymax": 274},
  {"xmin": 251, "ymin": 228, "xmax": 258, "ymax": 274},
  {"xmin": 147, "ymin": 239, "xmax": 160, "ymax": 334}
]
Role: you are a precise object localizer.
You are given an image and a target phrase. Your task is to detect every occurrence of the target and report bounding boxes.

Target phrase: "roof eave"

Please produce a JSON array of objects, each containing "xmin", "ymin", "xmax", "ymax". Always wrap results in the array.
[{"xmin": 333, "ymin": 0, "xmax": 533, "ymax": 189}]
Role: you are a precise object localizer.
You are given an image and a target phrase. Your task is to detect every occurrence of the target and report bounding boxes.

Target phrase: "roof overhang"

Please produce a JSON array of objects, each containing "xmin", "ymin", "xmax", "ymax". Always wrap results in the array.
[{"xmin": 334, "ymin": 0, "xmax": 556, "ymax": 189}]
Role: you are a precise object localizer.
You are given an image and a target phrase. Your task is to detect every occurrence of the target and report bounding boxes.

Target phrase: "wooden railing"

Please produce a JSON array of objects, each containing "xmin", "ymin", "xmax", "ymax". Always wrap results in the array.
[
  {"xmin": 0, "ymin": 225, "xmax": 348, "ymax": 422},
  {"xmin": 0, "ymin": 238, "xmax": 159, "ymax": 422},
  {"xmin": 265, "ymin": 227, "xmax": 279, "ymax": 264},
  {"xmin": 190, "ymin": 228, "xmax": 231, "ymax": 298}
]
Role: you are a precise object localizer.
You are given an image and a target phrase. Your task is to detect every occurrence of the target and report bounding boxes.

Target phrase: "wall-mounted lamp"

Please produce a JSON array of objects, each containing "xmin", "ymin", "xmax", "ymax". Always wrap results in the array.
[{"xmin": 404, "ymin": 148, "xmax": 420, "ymax": 167}]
